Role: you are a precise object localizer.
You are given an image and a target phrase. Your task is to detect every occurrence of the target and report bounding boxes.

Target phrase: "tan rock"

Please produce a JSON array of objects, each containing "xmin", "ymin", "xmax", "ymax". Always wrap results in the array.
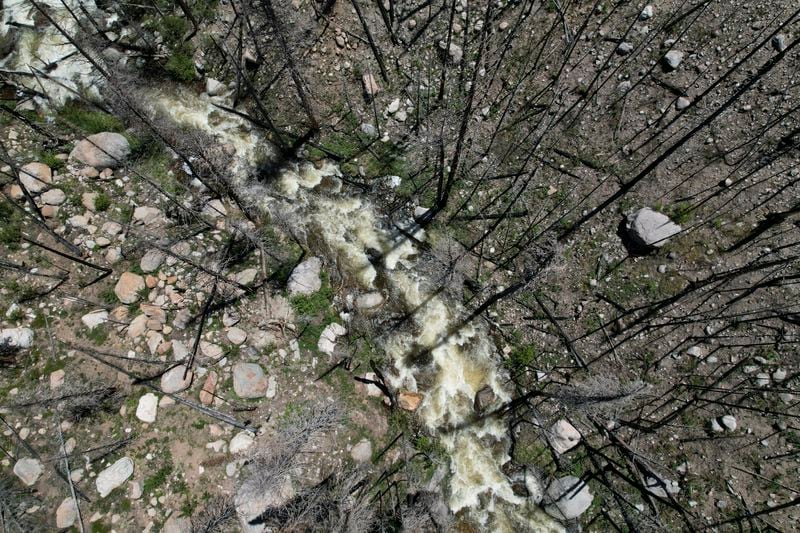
[
  {"xmin": 114, "ymin": 272, "xmax": 145, "ymax": 304},
  {"xmin": 19, "ymin": 162, "xmax": 52, "ymax": 193},
  {"xmin": 199, "ymin": 371, "xmax": 218, "ymax": 405},
  {"xmin": 398, "ymin": 391, "xmax": 423, "ymax": 411}
]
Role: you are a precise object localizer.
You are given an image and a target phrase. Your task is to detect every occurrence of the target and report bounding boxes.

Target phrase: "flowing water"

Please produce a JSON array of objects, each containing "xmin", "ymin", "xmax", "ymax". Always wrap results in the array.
[{"xmin": 0, "ymin": 5, "xmax": 564, "ymax": 531}]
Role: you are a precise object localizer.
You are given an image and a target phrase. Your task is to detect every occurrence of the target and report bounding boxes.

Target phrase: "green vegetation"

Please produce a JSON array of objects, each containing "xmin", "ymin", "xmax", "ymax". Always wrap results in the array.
[
  {"xmin": 94, "ymin": 192, "xmax": 112, "ymax": 212},
  {"xmin": 57, "ymin": 101, "xmax": 124, "ymax": 134},
  {"xmin": 165, "ymin": 43, "xmax": 196, "ymax": 82},
  {"xmin": 142, "ymin": 461, "xmax": 174, "ymax": 494},
  {"xmin": 0, "ymin": 199, "xmax": 22, "ymax": 249},
  {"xmin": 291, "ymin": 274, "xmax": 334, "ymax": 316},
  {"xmin": 504, "ymin": 344, "xmax": 536, "ymax": 372},
  {"xmin": 37, "ymin": 151, "xmax": 65, "ymax": 171}
]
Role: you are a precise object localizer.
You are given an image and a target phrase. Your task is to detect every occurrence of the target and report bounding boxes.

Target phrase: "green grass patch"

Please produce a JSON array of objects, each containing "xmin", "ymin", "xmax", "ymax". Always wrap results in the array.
[
  {"xmin": 165, "ymin": 43, "xmax": 196, "ymax": 82},
  {"xmin": 57, "ymin": 101, "xmax": 124, "ymax": 134}
]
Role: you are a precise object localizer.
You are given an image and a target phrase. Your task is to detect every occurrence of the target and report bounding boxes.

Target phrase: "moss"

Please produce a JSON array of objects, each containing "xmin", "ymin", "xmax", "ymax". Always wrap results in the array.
[
  {"xmin": 504, "ymin": 344, "xmax": 536, "ymax": 372},
  {"xmin": 57, "ymin": 101, "xmax": 124, "ymax": 134},
  {"xmin": 165, "ymin": 43, "xmax": 196, "ymax": 82}
]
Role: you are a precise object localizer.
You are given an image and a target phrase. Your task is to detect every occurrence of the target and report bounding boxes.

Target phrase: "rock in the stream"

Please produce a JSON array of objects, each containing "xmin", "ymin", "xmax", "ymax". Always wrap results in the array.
[
  {"xmin": 287, "ymin": 257, "xmax": 322, "ymax": 295},
  {"xmin": 398, "ymin": 391, "xmax": 424, "ymax": 411},
  {"xmin": 473, "ymin": 385, "xmax": 496, "ymax": 412},
  {"xmin": 206, "ymin": 77, "xmax": 226, "ymax": 96},
  {"xmin": 96, "ymin": 457, "xmax": 134, "ymax": 497},
  {"xmin": 1, "ymin": 328, "xmax": 34, "ymax": 349},
  {"xmin": 19, "ymin": 163, "xmax": 52, "ymax": 193},
  {"xmin": 356, "ymin": 292, "xmax": 384, "ymax": 310},
  {"xmin": 161, "ymin": 365, "xmax": 193, "ymax": 393},
  {"xmin": 625, "ymin": 208, "xmax": 682, "ymax": 248},
  {"xmin": 233, "ymin": 363, "xmax": 268, "ymax": 398},
  {"xmin": 550, "ymin": 419, "xmax": 581, "ymax": 454},
  {"xmin": 13, "ymin": 457, "xmax": 43, "ymax": 486},
  {"xmin": 135, "ymin": 393, "xmax": 158, "ymax": 423},
  {"xmin": 543, "ymin": 476, "xmax": 593, "ymax": 520},
  {"xmin": 55, "ymin": 497, "xmax": 78, "ymax": 529},
  {"xmin": 69, "ymin": 132, "xmax": 131, "ymax": 169},
  {"xmin": 115, "ymin": 272, "xmax": 145, "ymax": 304}
]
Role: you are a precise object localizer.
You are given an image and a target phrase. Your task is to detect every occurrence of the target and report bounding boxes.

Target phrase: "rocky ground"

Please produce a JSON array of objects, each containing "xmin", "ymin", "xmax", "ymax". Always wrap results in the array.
[{"xmin": 0, "ymin": 0, "xmax": 798, "ymax": 532}]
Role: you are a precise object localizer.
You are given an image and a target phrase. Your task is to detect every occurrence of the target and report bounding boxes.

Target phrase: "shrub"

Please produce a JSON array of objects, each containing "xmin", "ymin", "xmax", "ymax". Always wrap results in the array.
[
  {"xmin": 57, "ymin": 101, "xmax": 124, "ymax": 134},
  {"xmin": 165, "ymin": 44, "xmax": 196, "ymax": 82}
]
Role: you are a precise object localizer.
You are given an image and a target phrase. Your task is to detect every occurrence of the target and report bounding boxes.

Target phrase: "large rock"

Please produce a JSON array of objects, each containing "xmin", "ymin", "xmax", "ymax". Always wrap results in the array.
[
  {"xmin": 13, "ymin": 457, "xmax": 43, "ymax": 486},
  {"xmin": 96, "ymin": 457, "xmax": 134, "ymax": 497},
  {"xmin": 1, "ymin": 328, "xmax": 34, "ymax": 349},
  {"xmin": 549, "ymin": 419, "xmax": 581, "ymax": 454},
  {"xmin": 55, "ymin": 497, "xmax": 78, "ymax": 529},
  {"xmin": 135, "ymin": 393, "xmax": 158, "ymax": 423},
  {"xmin": 473, "ymin": 385, "xmax": 496, "ymax": 413},
  {"xmin": 40, "ymin": 188, "xmax": 66, "ymax": 205},
  {"xmin": 543, "ymin": 476, "xmax": 593, "ymax": 520},
  {"xmin": 233, "ymin": 363, "xmax": 268, "ymax": 399},
  {"xmin": 19, "ymin": 163, "xmax": 52, "ymax": 193},
  {"xmin": 625, "ymin": 208, "xmax": 682, "ymax": 248},
  {"xmin": 69, "ymin": 132, "xmax": 131, "ymax": 169},
  {"xmin": 114, "ymin": 272, "xmax": 145, "ymax": 304},
  {"xmin": 356, "ymin": 292, "xmax": 384, "ymax": 310},
  {"xmin": 287, "ymin": 257, "xmax": 322, "ymax": 296},
  {"xmin": 161, "ymin": 365, "xmax": 193, "ymax": 393},
  {"xmin": 230, "ymin": 431, "xmax": 255, "ymax": 454}
]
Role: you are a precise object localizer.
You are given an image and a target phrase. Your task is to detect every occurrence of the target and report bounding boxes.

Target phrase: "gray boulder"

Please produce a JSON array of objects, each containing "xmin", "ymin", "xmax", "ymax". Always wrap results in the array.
[
  {"xmin": 626, "ymin": 208, "xmax": 682, "ymax": 248},
  {"xmin": 544, "ymin": 476, "xmax": 593, "ymax": 520},
  {"xmin": 1, "ymin": 328, "xmax": 34, "ymax": 349},
  {"xmin": 96, "ymin": 457, "xmax": 134, "ymax": 497},
  {"xmin": 69, "ymin": 132, "xmax": 131, "ymax": 169},
  {"xmin": 233, "ymin": 363, "xmax": 268, "ymax": 399}
]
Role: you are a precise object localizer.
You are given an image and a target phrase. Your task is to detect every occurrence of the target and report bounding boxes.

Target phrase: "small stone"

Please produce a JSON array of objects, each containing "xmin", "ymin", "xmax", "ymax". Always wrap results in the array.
[
  {"xmin": 227, "ymin": 327, "xmax": 247, "ymax": 345},
  {"xmin": 550, "ymin": 419, "xmax": 581, "ymax": 454},
  {"xmin": 136, "ymin": 393, "xmax": 158, "ymax": 423},
  {"xmin": 199, "ymin": 371, "xmax": 218, "ymax": 405},
  {"xmin": 50, "ymin": 369, "xmax": 65, "ymax": 389},
  {"xmin": 473, "ymin": 385, "xmax": 496, "ymax": 412},
  {"xmin": 625, "ymin": 207, "xmax": 682, "ymax": 248},
  {"xmin": 13, "ymin": 457, "xmax": 43, "ymax": 486},
  {"xmin": 662, "ymin": 50, "xmax": 684, "ymax": 70},
  {"xmin": 96, "ymin": 457, "xmax": 134, "ymax": 497},
  {"xmin": 81, "ymin": 310, "xmax": 108, "ymax": 330},
  {"xmin": 161, "ymin": 365, "xmax": 193, "ymax": 393},
  {"xmin": 755, "ymin": 373, "xmax": 770, "ymax": 387},
  {"xmin": 772, "ymin": 34, "xmax": 787, "ymax": 53},
  {"xmin": 318, "ymin": 323, "xmax": 346, "ymax": 355},
  {"xmin": 640, "ymin": 5, "xmax": 653, "ymax": 20},
  {"xmin": 720, "ymin": 415, "xmax": 737, "ymax": 432},
  {"xmin": 676, "ymin": 97, "xmax": 691, "ymax": 110},
  {"xmin": 229, "ymin": 431, "xmax": 255, "ymax": 454},
  {"xmin": 350, "ymin": 439, "xmax": 372, "ymax": 463},
  {"xmin": 115, "ymin": 272, "xmax": 145, "ymax": 304},
  {"xmin": 40, "ymin": 188, "xmax": 66, "ymax": 205},
  {"xmin": 140, "ymin": 250, "xmax": 166, "ymax": 273},
  {"xmin": 617, "ymin": 42, "xmax": 633, "ymax": 55},
  {"xmin": 772, "ymin": 369, "xmax": 786, "ymax": 382},
  {"xmin": 387, "ymin": 98, "xmax": 401, "ymax": 114}
]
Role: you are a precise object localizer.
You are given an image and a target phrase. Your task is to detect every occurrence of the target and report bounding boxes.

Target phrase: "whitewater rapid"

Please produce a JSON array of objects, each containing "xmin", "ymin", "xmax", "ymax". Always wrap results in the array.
[{"xmin": 0, "ymin": 4, "xmax": 564, "ymax": 530}]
